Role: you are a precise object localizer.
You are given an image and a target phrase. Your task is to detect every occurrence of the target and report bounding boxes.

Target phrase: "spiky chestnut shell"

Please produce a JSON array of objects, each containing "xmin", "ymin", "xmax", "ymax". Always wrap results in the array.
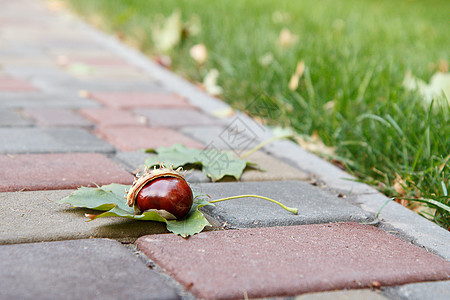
[{"xmin": 126, "ymin": 164, "xmax": 193, "ymax": 219}]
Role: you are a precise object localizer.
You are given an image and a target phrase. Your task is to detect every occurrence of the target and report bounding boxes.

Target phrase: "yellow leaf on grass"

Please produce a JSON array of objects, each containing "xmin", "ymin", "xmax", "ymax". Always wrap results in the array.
[
  {"xmin": 203, "ymin": 69, "xmax": 223, "ymax": 96},
  {"xmin": 190, "ymin": 44, "xmax": 208, "ymax": 65},
  {"xmin": 295, "ymin": 131, "xmax": 336, "ymax": 157},
  {"xmin": 278, "ymin": 28, "xmax": 298, "ymax": 47},
  {"xmin": 152, "ymin": 10, "xmax": 183, "ymax": 53},
  {"xmin": 288, "ymin": 61, "xmax": 305, "ymax": 90},
  {"xmin": 402, "ymin": 70, "xmax": 450, "ymax": 109}
]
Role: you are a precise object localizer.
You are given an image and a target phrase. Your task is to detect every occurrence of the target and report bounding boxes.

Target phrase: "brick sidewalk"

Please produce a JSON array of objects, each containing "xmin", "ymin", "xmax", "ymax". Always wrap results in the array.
[{"xmin": 0, "ymin": 0, "xmax": 449, "ymax": 299}]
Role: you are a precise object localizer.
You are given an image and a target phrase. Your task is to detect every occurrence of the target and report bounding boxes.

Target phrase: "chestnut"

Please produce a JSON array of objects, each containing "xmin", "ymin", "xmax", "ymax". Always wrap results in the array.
[{"xmin": 126, "ymin": 164, "xmax": 193, "ymax": 219}]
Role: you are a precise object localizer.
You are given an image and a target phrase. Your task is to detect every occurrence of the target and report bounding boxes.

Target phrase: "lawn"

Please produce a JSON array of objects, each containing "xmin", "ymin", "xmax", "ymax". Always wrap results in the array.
[{"xmin": 58, "ymin": 0, "xmax": 449, "ymax": 228}]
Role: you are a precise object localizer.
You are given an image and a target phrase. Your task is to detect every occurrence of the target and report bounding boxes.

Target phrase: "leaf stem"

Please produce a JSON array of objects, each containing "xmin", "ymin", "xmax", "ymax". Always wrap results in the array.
[{"xmin": 209, "ymin": 194, "xmax": 298, "ymax": 214}]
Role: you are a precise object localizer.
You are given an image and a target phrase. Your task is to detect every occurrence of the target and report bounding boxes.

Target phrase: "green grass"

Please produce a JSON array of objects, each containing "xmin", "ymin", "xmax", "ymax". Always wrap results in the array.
[{"xmin": 60, "ymin": 0, "xmax": 450, "ymax": 228}]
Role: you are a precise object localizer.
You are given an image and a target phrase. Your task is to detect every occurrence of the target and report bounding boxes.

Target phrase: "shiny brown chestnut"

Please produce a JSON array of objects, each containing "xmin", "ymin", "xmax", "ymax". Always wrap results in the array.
[{"xmin": 126, "ymin": 164, "xmax": 193, "ymax": 219}]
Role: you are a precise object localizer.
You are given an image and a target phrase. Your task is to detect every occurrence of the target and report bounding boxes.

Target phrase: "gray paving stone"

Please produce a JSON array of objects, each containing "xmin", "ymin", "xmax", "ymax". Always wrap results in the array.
[
  {"xmin": 0, "ymin": 190, "xmax": 168, "ymax": 244},
  {"xmin": 1, "ymin": 65, "xmax": 74, "ymax": 80},
  {"xmin": 135, "ymin": 107, "xmax": 223, "ymax": 128},
  {"xmin": 31, "ymin": 76, "xmax": 163, "ymax": 94},
  {"xmin": 384, "ymin": 281, "xmax": 450, "ymax": 300},
  {"xmin": 115, "ymin": 150, "xmax": 309, "ymax": 185},
  {"xmin": 0, "ymin": 93, "xmax": 99, "ymax": 108},
  {"xmin": 354, "ymin": 192, "xmax": 450, "ymax": 261},
  {"xmin": 0, "ymin": 109, "xmax": 32, "ymax": 126},
  {"xmin": 22, "ymin": 108, "xmax": 92, "ymax": 127},
  {"xmin": 0, "ymin": 239, "xmax": 179, "ymax": 300},
  {"xmin": 0, "ymin": 128, "xmax": 114, "ymax": 154},
  {"xmin": 295, "ymin": 289, "xmax": 388, "ymax": 300},
  {"xmin": 264, "ymin": 139, "xmax": 378, "ymax": 195},
  {"xmin": 198, "ymin": 181, "xmax": 375, "ymax": 228},
  {"xmin": 181, "ymin": 125, "xmax": 260, "ymax": 156}
]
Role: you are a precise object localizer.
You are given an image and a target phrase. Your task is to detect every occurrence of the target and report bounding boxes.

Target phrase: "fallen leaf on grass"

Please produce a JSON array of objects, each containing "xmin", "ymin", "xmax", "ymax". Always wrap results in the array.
[
  {"xmin": 203, "ymin": 69, "xmax": 223, "ymax": 96},
  {"xmin": 278, "ymin": 28, "xmax": 298, "ymax": 47},
  {"xmin": 288, "ymin": 61, "xmax": 305, "ymax": 90},
  {"xmin": 190, "ymin": 43, "xmax": 208, "ymax": 65},
  {"xmin": 295, "ymin": 131, "xmax": 337, "ymax": 157},
  {"xmin": 402, "ymin": 71, "xmax": 450, "ymax": 108},
  {"xmin": 152, "ymin": 10, "xmax": 183, "ymax": 53}
]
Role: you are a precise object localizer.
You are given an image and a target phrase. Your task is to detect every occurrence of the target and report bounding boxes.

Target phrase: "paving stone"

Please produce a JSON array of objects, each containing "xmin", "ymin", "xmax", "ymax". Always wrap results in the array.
[
  {"xmin": 0, "ymin": 128, "xmax": 115, "ymax": 154},
  {"xmin": 95, "ymin": 126, "xmax": 204, "ymax": 151},
  {"xmin": 0, "ymin": 190, "xmax": 170, "ymax": 244},
  {"xmin": 295, "ymin": 289, "xmax": 388, "ymax": 300},
  {"xmin": 0, "ymin": 92, "xmax": 99, "ymax": 108},
  {"xmin": 0, "ymin": 153, "xmax": 133, "ymax": 192},
  {"xmin": 114, "ymin": 150, "xmax": 309, "ymax": 184},
  {"xmin": 197, "ymin": 180, "xmax": 374, "ymax": 228},
  {"xmin": 229, "ymin": 151, "xmax": 309, "ymax": 182},
  {"xmin": 0, "ymin": 109, "xmax": 32, "ymax": 126},
  {"xmin": 68, "ymin": 65, "xmax": 148, "ymax": 81},
  {"xmin": 32, "ymin": 77, "xmax": 163, "ymax": 93},
  {"xmin": 264, "ymin": 139, "xmax": 378, "ymax": 195},
  {"xmin": 57, "ymin": 55, "xmax": 135, "ymax": 67},
  {"xmin": 0, "ymin": 77, "xmax": 38, "ymax": 92},
  {"xmin": 137, "ymin": 223, "xmax": 450, "ymax": 299},
  {"xmin": 89, "ymin": 92, "xmax": 193, "ymax": 109},
  {"xmin": 1, "ymin": 65, "xmax": 75, "ymax": 80},
  {"xmin": 135, "ymin": 107, "xmax": 223, "ymax": 128},
  {"xmin": 354, "ymin": 192, "xmax": 450, "ymax": 261},
  {"xmin": 0, "ymin": 239, "xmax": 179, "ymax": 299},
  {"xmin": 181, "ymin": 125, "xmax": 261, "ymax": 156},
  {"xmin": 80, "ymin": 107, "xmax": 145, "ymax": 126},
  {"xmin": 180, "ymin": 112, "xmax": 276, "ymax": 155},
  {"xmin": 384, "ymin": 281, "xmax": 450, "ymax": 300},
  {"xmin": 22, "ymin": 108, "xmax": 92, "ymax": 127}
]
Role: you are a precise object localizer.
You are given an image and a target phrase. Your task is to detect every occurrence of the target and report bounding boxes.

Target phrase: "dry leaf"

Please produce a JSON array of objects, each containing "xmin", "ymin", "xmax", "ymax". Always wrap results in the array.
[
  {"xmin": 203, "ymin": 69, "xmax": 223, "ymax": 96},
  {"xmin": 211, "ymin": 107, "xmax": 235, "ymax": 118},
  {"xmin": 152, "ymin": 10, "xmax": 183, "ymax": 53},
  {"xmin": 295, "ymin": 131, "xmax": 337, "ymax": 157},
  {"xmin": 323, "ymin": 100, "xmax": 335, "ymax": 111},
  {"xmin": 402, "ymin": 71, "xmax": 450, "ymax": 108},
  {"xmin": 288, "ymin": 61, "xmax": 305, "ymax": 90},
  {"xmin": 278, "ymin": 28, "xmax": 298, "ymax": 47},
  {"xmin": 288, "ymin": 74, "xmax": 300, "ymax": 91},
  {"xmin": 393, "ymin": 173, "xmax": 407, "ymax": 196},
  {"xmin": 190, "ymin": 44, "xmax": 208, "ymax": 65}
]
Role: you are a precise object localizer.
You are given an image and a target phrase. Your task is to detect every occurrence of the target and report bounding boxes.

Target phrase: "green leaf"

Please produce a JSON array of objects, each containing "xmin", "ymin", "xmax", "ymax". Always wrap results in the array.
[
  {"xmin": 59, "ymin": 184, "xmax": 213, "ymax": 237},
  {"xmin": 166, "ymin": 196, "xmax": 213, "ymax": 237},
  {"xmin": 58, "ymin": 184, "xmax": 132, "ymax": 212},
  {"xmin": 145, "ymin": 143, "xmax": 256, "ymax": 181}
]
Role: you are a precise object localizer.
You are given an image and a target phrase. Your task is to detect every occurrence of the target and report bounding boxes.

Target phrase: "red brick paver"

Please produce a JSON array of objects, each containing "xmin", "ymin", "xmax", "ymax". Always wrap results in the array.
[
  {"xmin": 94, "ymin": 126, "xmax": 204, "ymax": 151},
  {"xmin": 0, "ymin": 78, "xmax": 38, "ymax": 92},
  {"xmin": 0, "ymin": 153, "xmax": 133, "ymax": 192},
  {"xmin": 137, "ymin": 223, "xmax": 450, "ymax": 299},
  {"xmin": 88, "ymin": 92, "xmax": 193, "ymax": 109},
  {"xmin": 79, "ymin": 107, "xmax": 145, "ymax": 127}
]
